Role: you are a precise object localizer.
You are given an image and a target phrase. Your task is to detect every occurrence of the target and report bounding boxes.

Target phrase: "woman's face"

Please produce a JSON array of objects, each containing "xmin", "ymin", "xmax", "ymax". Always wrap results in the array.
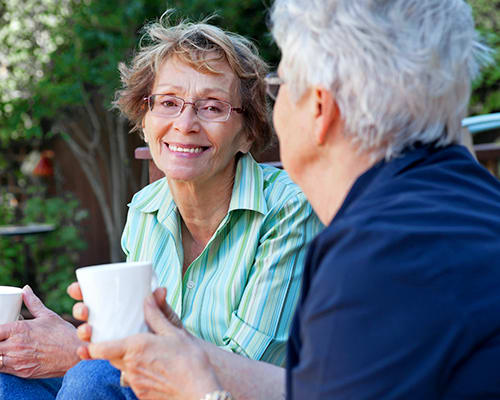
[{"xmin": 143, "ymin": 57, "xmax": 252, "ymax": 185}]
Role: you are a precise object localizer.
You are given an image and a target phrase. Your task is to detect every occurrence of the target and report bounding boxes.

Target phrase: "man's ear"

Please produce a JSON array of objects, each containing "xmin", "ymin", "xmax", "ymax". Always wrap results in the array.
[{"xmin": 313, "ymin": 87, "xmax": 339, "ymax": 146}]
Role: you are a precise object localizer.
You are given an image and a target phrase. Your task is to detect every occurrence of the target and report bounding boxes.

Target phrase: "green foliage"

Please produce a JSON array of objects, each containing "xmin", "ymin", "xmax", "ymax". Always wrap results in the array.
[
  {"xmin": 170, "ymin": 0, "xmax": 279, "ymax": 67},
  {"xmin": 469, "ymin": 0, "xmax": 500, "ymax": 114},
  {"xmin": 0, "ymin": 187, "xmax": 88, "ymax": 315},
  {"xmin": 0, "ymin": 146, "xmax": 88, "ymax": 315}
]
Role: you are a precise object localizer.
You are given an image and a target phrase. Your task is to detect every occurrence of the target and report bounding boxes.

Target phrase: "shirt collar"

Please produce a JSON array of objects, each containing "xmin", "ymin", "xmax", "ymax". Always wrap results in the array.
[
  {"xmin": 228, "ymin": 153, "xmax": 268, "ymax": 215},
  {"xmin": 127, "ymin": 176, "xmax": 177, "ymax": 227},
  {"xmin": 128, "ymin": 152, "xmax": 267, "ymax": 217},
  {"xmin": 334, "ymin": 143, "xmax": 458, "ymax": 222}
]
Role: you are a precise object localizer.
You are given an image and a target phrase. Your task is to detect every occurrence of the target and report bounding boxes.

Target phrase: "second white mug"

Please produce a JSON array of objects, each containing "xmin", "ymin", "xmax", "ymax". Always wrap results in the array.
[{"xmin": 0, "ymin": 286, "xmax": 23, "ymax": 325}]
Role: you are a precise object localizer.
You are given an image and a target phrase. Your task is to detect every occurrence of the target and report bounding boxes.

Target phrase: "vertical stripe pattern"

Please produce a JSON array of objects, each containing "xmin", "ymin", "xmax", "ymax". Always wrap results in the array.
[{"xmin": 121, "ymin": 153, "xmax": 323, "ymax": 366}]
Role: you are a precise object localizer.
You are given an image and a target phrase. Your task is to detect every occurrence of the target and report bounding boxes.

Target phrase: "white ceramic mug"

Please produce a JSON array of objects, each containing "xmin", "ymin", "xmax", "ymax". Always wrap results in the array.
[
  {"xmin": 76, "ymin": 261, "xmax": 155, "ymax": 343},
  {"xmin": 0, "ymin": 286, "xmax": 23, "ymax": 324}
]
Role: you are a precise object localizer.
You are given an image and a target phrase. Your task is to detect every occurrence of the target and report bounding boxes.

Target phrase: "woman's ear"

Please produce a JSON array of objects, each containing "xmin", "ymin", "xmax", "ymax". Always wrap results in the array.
[
  {"xmin": 313, "ymin": 87, "xmax": 340, "ymax": 146},
  {"xmin": 238, "ymin": 132, "xmax": 254, "ymax": 154}
]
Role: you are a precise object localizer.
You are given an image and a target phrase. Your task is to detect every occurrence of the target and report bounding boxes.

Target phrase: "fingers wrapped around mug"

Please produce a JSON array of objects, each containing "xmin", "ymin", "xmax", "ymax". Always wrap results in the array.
[
  {"xmin": 76, "ymin": 321, "xmax": 92, "ymax": 341},
  {"xmin": 75, "ymin": 323, "xmax": 93, "ymax": 360},
  {"xmin": 72, "ymin": 301, "xmax": 88, "ymax": 322},
  {"xmin": 67, "ymin": 281, "xmax": 83, "ymax": 301}
]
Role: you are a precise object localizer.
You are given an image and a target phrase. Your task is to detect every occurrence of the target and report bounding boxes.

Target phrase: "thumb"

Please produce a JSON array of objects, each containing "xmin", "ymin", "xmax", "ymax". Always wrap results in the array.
[
  {"xmin": 23, "ymin": 285, "xmax": 51, "ymax": 318},
  {"xmin": 144, "ymin": 293, "xmax": 180, "ymax": 335},
  {"xmin": 153, "ymin": 287, "xmax": 182, "ymax": 328}
]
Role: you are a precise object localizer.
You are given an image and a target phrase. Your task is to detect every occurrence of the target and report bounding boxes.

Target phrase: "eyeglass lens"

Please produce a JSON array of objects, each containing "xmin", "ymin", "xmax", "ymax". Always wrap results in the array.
[
  {"xmin": 266, "ymin": 85, "xmax": 280, "ymax": 100},
  {"xmin": 265, "ymin": 73, "xmax": 283, "ymax": 101},
  {"xmin": 149, "ymin": 95, "xmax": 232, "ymax": 121}
]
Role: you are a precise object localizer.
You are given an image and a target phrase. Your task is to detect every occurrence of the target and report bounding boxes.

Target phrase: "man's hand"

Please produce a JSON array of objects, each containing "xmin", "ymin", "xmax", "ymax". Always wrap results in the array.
[
  {"xmin": 0, "ymin": 286, "xmax": 81, "ymax": 378},
  {"xmin": 87, "ymin": 288, "xmax": 221, "ymax": 400},
  {"xmin": 67, "ymin": 281, "xmax": 92, "ymax": 359}
]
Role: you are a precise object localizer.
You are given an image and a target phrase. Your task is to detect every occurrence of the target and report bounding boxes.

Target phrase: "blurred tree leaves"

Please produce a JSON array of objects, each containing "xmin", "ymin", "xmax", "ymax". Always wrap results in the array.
[
  {"xmin": 170, "ymin": 0, "xmax": 279, "ymax": 66},
  {"xmin": 469, "ymin": 0, "xmax": 500, "ymax": 114}
]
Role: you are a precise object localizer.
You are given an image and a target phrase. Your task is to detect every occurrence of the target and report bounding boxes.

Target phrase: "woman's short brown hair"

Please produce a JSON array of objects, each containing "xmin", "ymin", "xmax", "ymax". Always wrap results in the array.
[{"xmin": 114, "ymin": 12, "xmax": 272, "ymax": 156}]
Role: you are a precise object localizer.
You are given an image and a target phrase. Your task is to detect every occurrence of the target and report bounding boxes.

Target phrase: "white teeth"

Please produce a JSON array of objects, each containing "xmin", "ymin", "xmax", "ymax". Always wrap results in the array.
[{"xmin": 169, "ymin": 144, "xmax": 203, "ymax": 153}]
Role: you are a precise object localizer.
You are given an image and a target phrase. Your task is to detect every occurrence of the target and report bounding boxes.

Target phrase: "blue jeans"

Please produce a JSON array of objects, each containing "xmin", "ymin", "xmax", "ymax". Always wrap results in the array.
[
  {"xmin": 0, "ymin": 374, "xmax": 62, "ymax": 400},
  {"xmin": 0, "ymin": 360, "xmax": 137, "ymax": 399}
]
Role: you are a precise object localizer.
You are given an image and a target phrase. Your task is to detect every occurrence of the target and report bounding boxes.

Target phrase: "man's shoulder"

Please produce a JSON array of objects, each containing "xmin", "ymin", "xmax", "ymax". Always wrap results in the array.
[
  {"xmin": 310, "ymin": 146, "xmax": 500, "ymax": 272},
  {"xmin": 304, "ymin": 145, "xmax": 500, "ymax": 292},
  {"xmin": 338, "ymin": 145, "xmax": 500, "ymax": 232}
]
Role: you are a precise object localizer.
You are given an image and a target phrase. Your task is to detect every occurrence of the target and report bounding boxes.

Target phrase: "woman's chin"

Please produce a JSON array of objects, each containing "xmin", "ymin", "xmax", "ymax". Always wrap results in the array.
[{"xmin": 164, "ymin": 168, "xmax": 202, "ymax": 183}]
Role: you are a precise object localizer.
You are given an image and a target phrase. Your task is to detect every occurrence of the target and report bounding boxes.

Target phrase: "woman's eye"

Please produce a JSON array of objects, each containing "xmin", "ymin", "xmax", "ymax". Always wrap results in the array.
[
  {"xmin": 161, "ymin": 101, "xmax": 177, "ymax": 108},
  {"xmin": 206, "ymin": 105, "xmax": 222, "ymax": 113},
  {"xmin": 199, "ymin": 101, "xmax": 225, "ymax": 114}
]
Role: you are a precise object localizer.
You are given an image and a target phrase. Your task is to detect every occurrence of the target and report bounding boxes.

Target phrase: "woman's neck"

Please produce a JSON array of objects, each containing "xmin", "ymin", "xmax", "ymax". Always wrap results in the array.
[{"xmin": 169, "ymin": 168, "xmax": 235, "ymax": 247}]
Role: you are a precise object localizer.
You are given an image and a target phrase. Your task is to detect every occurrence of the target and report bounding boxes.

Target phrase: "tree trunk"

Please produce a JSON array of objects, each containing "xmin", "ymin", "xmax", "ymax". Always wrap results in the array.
[{"xmin": 54, "ymin": 95, "xmax": 140, "ymax": 262}]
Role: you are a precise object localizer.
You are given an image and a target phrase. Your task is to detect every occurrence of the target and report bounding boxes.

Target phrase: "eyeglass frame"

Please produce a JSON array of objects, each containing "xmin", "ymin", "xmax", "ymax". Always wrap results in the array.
[
  {"xmin": 264, "ymin": 72, "xmax": 285, "ymax": 101},
  {"xmin": 143, "ymin": 94, "xmax": 244, "ymax": 122}
]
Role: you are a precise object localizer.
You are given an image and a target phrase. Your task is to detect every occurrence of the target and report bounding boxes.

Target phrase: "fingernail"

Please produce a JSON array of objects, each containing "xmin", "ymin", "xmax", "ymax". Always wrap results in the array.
[{"xmin": 75, "ymin": 303, "xmax": 85, "ymax": 317}]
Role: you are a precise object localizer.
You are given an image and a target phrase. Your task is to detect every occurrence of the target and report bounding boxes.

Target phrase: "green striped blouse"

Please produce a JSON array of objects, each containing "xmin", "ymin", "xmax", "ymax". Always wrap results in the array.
[{"xmin": 121, "ymin": 153, "xmax": 323, "ymax": 366}]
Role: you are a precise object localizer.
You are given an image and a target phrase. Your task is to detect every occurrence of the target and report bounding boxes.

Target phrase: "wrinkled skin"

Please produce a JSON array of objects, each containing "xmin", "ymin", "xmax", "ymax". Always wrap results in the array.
[
  {"xmin": 68, "ymin": 284, "xmax": 221, "ymax": 400},
  {"xmin": 0, "ymin": 286, "xmax": 81, "ymax": 378}
]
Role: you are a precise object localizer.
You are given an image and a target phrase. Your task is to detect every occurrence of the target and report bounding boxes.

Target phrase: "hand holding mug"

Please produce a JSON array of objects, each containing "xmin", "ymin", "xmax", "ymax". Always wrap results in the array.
[{"xmin": 0, "ymin": 285, "xmax": 81, "ymax": 378}]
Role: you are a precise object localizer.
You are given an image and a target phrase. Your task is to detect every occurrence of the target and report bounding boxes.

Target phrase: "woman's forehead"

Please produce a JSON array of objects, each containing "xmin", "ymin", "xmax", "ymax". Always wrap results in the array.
[{"xmin": 153, "ymin": 56, "xmax": 239, "ymax": 98}]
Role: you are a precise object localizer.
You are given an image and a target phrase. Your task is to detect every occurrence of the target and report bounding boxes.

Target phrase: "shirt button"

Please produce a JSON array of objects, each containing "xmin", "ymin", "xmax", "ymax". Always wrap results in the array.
[{"xmin": 186, "ymin": 280, "xmax": 195, "ymax": 289}]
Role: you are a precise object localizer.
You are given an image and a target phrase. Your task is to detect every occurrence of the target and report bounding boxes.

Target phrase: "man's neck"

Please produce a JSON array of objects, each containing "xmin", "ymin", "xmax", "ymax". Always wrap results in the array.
[{"xmin": 298, "ymin": 141, "xmax": 375, "ymax": 225}]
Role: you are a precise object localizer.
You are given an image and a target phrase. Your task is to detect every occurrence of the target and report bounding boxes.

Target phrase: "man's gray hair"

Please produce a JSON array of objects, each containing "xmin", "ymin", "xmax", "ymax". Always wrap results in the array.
[{"xmin": 271, "ymin": 0, "xmax": 492, "ymax": 160}]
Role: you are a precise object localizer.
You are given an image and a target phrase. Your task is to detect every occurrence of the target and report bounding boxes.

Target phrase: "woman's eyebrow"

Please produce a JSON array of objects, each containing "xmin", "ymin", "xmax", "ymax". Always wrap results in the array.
[
  {"xmin": 154, "ymin": 84, "xmax": 231, "ymax": 98},
  {"xmin": 197, "ymin": 88, "xmax": 231, "ymax": 98}
]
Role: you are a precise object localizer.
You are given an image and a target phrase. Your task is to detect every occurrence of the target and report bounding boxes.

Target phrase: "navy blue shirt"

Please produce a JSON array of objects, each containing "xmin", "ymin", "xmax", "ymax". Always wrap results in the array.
[{"xmin": 287, "ymin": 144, "xmax": 500, "ymax": 399}]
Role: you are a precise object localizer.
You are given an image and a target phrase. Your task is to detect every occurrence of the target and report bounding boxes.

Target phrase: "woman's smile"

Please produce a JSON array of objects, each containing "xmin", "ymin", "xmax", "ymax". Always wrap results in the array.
[{"xmin": 164, "ymin": 142, "xmax": 211, "ymax": 157}]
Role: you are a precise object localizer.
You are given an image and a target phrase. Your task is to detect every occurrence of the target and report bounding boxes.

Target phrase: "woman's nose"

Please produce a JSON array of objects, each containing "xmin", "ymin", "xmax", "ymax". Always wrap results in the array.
[{"xmin": 172, "ymin": 104, "xmax": 200, "ymax": 134}]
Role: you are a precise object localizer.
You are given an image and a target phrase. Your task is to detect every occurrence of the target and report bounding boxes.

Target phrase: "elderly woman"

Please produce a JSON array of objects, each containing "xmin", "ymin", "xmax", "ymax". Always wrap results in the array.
[
  {"xmin": 0, "ymin": 15, "xmax": 322, "ymax": 399},
  {"xmin": 77, "ymin": 0, "xmax": 500, "ymax": 399}
]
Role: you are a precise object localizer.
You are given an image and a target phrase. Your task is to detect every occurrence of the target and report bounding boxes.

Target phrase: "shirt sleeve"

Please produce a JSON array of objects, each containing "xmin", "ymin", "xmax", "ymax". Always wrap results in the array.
[
  {"xmin": 221, "ymin": 192, "xmax": 323, "ymax": 366},
  {"xmin": 290, "ymin": 224, "xmax": 467, "ymax": 399}
]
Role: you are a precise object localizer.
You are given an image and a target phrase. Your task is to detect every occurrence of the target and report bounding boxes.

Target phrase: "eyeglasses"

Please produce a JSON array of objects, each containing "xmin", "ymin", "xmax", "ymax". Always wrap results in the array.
[
  {"xmin": 144, "ymin": 94, "xmax": 244, "ymax": 122},
  {"xmin": 265, "ymin": 72, "xmax": 285, "ymax": 101}
]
